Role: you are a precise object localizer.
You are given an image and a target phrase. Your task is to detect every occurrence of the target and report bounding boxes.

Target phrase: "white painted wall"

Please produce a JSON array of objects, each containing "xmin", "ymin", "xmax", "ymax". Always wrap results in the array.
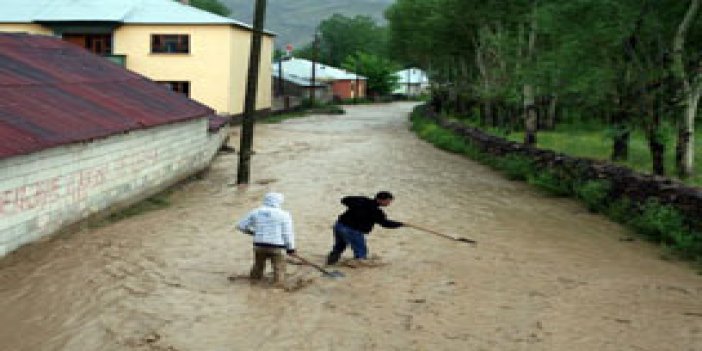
[{"xmin": 0, "ymin": 118, "xmax": 229, "ymax": 257}]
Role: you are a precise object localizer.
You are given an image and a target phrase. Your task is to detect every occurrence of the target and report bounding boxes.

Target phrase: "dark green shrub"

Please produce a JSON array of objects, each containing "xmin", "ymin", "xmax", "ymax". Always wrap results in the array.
[
  {"xmin": 573, "ymin": 180, "xmax": 612, "ymax": 211},
  {"xmin": 495, "ymin": 155, "xmax": 536, "ymax": 181},
  {"xmin": 528, "ymin": 170, "xmax": 572, "ymax": 196},
  {"xmin": 629, "ymin": 199, "xmax": 686, "ymax": 241},
  {"xmin": 606, "ymin": 198, "xmax": 633, "ymax": 222}
]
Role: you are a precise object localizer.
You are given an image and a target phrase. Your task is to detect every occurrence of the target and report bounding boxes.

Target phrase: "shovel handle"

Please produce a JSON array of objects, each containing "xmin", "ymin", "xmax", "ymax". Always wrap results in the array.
[
  {"xmin": 406, "ymin": 223, "xmax": 477, "ymax": 245},
  {"xmin": 290, "ymin": 253, "xmax": 335, "ymax": 276}
]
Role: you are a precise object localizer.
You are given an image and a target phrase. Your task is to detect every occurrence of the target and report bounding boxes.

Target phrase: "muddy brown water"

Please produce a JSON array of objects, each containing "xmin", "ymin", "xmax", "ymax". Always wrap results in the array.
[{"xmin": 1, "ymin": 102, "xmax": 701, "ymax": 351}]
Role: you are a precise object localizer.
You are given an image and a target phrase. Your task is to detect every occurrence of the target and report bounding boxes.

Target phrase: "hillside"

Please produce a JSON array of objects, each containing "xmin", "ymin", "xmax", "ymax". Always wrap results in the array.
[{"xmin": 222, "ymin": 0, "xmax": 394, "ymax": 48}]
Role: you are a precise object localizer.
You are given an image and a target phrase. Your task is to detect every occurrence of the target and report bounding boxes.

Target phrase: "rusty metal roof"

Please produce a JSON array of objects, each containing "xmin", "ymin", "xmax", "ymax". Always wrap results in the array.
[{"xmin": 0, "ymin": 33, "xmax": 214, "ymax": 160}]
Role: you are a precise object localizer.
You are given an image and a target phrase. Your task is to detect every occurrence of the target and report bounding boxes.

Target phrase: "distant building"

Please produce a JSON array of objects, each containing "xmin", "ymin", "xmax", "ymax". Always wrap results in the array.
[
  {"xmin": 394, "ymin": 68, "xmax": 430, "ymax": 97},
  {"xmin": 0, "ymin": 33, "xmax": 229, "ymax": 257},
  {"xmin": 272, "ymin": 66, "xmax": 333, "ymax": 105},
  {"xmin": 0, "ymin": 0, "xmax": 275, "ymax": 116},
  {"xmin": 278, "ymin": 57, "xmax": 367, "ymax": 101}
]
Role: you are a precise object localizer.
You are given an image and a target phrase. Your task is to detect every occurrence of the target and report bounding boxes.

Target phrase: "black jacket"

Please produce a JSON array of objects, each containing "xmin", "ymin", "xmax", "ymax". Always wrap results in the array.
[{"xmin": 337, "ymin": 196, "xmax": 403, "ymax": 233}]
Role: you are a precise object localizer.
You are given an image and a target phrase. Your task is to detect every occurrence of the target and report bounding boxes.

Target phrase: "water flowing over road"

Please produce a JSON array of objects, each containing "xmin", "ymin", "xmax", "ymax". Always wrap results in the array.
[{"xmin": 1, "ymin": 102, "xmax": 701, "ymax": 350}]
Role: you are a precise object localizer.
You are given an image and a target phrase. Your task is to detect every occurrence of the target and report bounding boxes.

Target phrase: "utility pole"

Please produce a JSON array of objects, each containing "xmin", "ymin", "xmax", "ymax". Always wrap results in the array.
[
  {"xmin": 237, "ymin": 0, "xmax": 267, "ymax": 184},
  {"xmin": 310, "ymin": 31, "xmax": 319, "ymax": 106},
  {"xmin": 277, "ymin": 57, "xmax": 283, "ymax": 97},
  {"xmin": 354, "ymin": 56, "xmax": 359, "ymax": 104}
]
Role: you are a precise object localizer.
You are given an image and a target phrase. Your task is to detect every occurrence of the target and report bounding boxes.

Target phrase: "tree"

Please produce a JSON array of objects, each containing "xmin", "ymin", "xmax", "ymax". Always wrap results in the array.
[
  {"xmin": 342, "ymin": 52, "xmax": 399, "ymax": 97},
  {"xmin": 177, "ymin": 0, "xmax": 231, "ymax": 17},
  {"xmin": 673, "ymin": 0, "xmax": 701, "ymax": 177},
  {"xmin": 316, "ymin": 14, "xmax": 388, "ymax": 67}
]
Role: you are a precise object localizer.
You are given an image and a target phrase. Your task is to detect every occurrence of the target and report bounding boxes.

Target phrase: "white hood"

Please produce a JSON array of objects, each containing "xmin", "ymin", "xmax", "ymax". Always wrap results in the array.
[{"xmin": 263, "ymin": 192, "xmax": 284, "ymax": 208}]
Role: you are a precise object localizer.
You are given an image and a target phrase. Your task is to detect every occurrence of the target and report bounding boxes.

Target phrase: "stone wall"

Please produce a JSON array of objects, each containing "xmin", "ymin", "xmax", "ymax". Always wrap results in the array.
[
  {"xmin": 422, "ymin": 106, "xmax": 702, "ymax": 229},
  {"xmin": 0, "ymin": 118, "xmax": 229, "ymax": 257}
]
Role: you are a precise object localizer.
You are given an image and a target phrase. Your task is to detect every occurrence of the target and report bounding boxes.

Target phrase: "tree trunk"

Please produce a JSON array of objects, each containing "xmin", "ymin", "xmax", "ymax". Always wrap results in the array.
[
  {"xmin": 647, "ymin": 97, "xmax": 665, "ymax": 176},
  {"xmin": 612, "ymin": 126, "xmax": 630, "ymax": 161},
  {"xmin": 672, "ymin": 0, "xmax": 700, "ymax": 177},
  {"xmin": 677, "ymin": 79, "xmax": 702, "ymax": 175},
  {"xmin": 611, "ymin": 98, "xmax": 630, "ymax": 162},
  {"xmin": 475, "ymin": 32, "xmax": 491, "ymax": 126},
  {"xmin": 524, "ymin": 85, "xmax": 538, "ymax": 145},
  {"xmin": 480, "ymin": 101, "xmax": 488, "ymax": 126},
  {"xmin": 523, "ymin": 0, "xmax": 538, "ymax": 146},
  {"xmin": 545, "ymin": 95, "xmax": 558, "ymax": 130}
]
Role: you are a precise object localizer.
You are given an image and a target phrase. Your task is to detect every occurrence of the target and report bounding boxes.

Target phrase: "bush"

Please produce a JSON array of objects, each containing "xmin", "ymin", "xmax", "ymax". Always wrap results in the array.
[
  {"xmin": 494, "ymin": 155, "xmax": 536, "ymax": 181},
  {"xmin": 623, "ymin": 199, "xmax": 702, "ymax": 260},
  {"xmin": 411, "ymin": 112, "xmax": 471, "ymax": 154},
  {"xmin": 574, "ymin": 180, "xmax": 612, "ymax": 211},
  {"xmin": 606, "ymin": 198, "xmax": 634, "ymax": 223},
  {"xmin": 410, "ymin": 104, "xmax": 702, "ymax": 262},
  {"xmin": 528, "ymin": 170, "xmax": 572, "ymax": 196},
  {"xmin": 628, "ymin": 199, "xmax": 686, "ymax": 241}
]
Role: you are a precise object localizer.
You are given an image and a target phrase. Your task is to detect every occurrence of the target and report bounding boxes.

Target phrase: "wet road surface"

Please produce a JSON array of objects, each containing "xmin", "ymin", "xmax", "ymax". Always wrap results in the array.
[{"xmin": 1, "ymin": 102, "xmax": 701, "ymax": 350}]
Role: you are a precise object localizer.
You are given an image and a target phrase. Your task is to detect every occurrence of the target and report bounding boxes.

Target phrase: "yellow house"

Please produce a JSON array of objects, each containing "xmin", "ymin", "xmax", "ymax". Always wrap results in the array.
[{"xmin": 0, "ymin": 0, "xmax": 274, "ymax": 116}]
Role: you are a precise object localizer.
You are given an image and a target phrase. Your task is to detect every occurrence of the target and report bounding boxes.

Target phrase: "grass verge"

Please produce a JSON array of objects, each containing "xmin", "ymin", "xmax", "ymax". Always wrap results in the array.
[{"xmin": 412, "ymin": 107, "xmax": 702, "ymax": 263}]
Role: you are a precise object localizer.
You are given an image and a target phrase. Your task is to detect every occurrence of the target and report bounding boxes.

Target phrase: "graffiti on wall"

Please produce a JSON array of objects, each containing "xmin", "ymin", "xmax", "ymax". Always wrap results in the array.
[{"xmin": 0, "ymin": 148, "xmax": 159, "ymax": 218}]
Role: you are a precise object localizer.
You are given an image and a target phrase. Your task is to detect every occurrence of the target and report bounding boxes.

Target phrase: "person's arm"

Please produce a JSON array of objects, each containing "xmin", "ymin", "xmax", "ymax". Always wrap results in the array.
[
  {"xmin": 282, "ymin": 213, "xmax": 295, "ymax": 254},
  {"xmin": 375, "ymin": 209, "xmax": 404, "ymax": 229},
  {"xmin": 237, "ymin": 211, "xmax": 256, "ymax": 235}
]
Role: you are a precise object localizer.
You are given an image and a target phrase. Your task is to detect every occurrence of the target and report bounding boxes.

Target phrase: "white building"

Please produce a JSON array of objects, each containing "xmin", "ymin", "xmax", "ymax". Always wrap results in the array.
[
  {"xmin": 394, "ymin": 68, "xmax": 430, "ymax": 97},
  {"xmin": 276, "ymin": 58, "xmax": 367, "ymax": 101}
]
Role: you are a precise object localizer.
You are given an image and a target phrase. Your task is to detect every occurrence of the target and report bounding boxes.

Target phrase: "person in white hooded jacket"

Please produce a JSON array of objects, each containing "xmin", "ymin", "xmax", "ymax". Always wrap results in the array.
[{"xmin": 237, "ymin": 192, "xmax": 295, "ymax": 285}]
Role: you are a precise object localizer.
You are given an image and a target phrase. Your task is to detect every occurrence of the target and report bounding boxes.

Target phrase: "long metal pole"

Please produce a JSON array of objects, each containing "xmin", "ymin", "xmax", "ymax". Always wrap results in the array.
[
  {"xmin": 310, "ymin": 32, "xmax": 318, "ymax": 106},
  {"xmin": 354, "ymin": 57, "xmax": 358, "ymax": 104},
  {"xmin": 237, "ymin": 0, "xmax": 267, "ymax": 184},
  {"xmin": 277, "ymin": 57, "xmax": 283, "ymax": 97}
]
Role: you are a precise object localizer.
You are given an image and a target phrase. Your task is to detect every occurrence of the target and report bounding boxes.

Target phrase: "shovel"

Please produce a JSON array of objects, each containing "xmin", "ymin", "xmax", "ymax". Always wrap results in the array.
[
  {"xmin": 290, "ymin": 253, "xmax": 345, "ymax": 279},
  {"xmin": 405, "ymin": 223, "xmax": 477, "ymax": 246}
]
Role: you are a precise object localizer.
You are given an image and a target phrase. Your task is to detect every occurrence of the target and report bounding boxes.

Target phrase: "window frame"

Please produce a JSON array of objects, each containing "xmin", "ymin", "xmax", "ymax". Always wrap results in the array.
[
  {"xmin": 158, "ymin": 81, "xmax": 191, "ymax": 97},
  {"xmin": 151, "ymin": 34, "xmax": 190, "ymax": 54}
]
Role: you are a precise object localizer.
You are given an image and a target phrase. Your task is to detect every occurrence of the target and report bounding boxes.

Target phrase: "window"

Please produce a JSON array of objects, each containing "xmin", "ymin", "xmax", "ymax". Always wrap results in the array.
[
  {"xmin": 159, "ymin": 81, "xmax": 190, "ymax": 97},
  {"xmin": 151, "ymin": 34, "xmax": 189, "ymax": 54},
  {"xmin": 63, "ymin": 34, "xmax": 113, "ymax": 55}
]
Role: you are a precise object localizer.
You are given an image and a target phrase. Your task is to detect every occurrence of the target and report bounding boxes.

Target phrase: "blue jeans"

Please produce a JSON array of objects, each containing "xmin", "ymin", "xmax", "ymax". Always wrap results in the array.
[{"xmin": 327, "ymin": 222, "xmax": 367, "ymax": 264}]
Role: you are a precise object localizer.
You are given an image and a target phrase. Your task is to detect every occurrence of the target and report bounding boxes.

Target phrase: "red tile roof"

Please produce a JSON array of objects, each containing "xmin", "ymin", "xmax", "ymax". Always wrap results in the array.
[{"xmin": 0, "ymin": 33, "xmax": 214, "ymax": 160}]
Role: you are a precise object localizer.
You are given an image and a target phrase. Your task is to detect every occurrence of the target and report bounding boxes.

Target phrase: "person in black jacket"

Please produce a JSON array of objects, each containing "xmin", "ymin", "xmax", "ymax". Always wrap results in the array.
[{"xmin": 326, "ymin": 191, "xmax": 404, "ymax": 265}]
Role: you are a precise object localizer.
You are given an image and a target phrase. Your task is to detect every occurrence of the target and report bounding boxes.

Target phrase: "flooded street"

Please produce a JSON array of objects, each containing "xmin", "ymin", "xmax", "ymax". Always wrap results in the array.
[{"xmin": 1, "ymin": 102, "xmax": 701, "ymax": 351}]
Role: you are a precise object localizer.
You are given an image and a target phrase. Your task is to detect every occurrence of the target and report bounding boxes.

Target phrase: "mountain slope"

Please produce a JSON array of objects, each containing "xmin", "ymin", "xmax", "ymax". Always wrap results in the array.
[{"xmin": 222, "ymin": 0, "xmax": 394, "ymax": 48}]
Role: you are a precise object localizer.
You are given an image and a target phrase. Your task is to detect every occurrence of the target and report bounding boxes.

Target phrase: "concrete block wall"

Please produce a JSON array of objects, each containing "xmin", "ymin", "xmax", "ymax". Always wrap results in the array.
[{"xmin": 0, "ymin": 118, "xmax": 227, "ymax": 257}]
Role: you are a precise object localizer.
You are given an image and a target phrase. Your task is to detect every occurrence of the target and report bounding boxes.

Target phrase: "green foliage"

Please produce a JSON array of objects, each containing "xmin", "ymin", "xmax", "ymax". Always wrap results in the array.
[
  {"xmin": 605, "ymin": 198, "xmax": 634, "ymax": 223},
  {"xmin": 342, "ymin": 52, "xmax": 399, "ymax": 97},
  {"xmin": 504, "ymin": 121, "xmax": 702, "ymax": 187},
  {"xmin": 315, "ymin": 14, "xmax": 388, "ymax": 67},
  {"xmin": 220, "ymin": 0, "xmax": 393, "ymax": 49},
  {"xmin": 573, "ymin": 180, "xmax": 612, "ymax": 212},
  {"xmin": 494, "ymin": 155, "xmax": 536, "ymax": 181},
  {"xmin": 182, "ymin": 0, "xmax": 231, "ymax": 17},
  {"xmin": 386, "ymin": 0, "xmax": 701, "ymax": 178},
  {"xmin": 629, "ymin": 199, "xmax": 686, "ymax": 240},
  {"xmin": 528, "ymin": 170, "xmax": 572, "ymax": 197},
  {"xmin": 412, "ymin": 105, "xmax": 702, "ymax": 261},
  {"xmin": 410, "ymin": 110, "xmax": 472, "ymax": 154}
]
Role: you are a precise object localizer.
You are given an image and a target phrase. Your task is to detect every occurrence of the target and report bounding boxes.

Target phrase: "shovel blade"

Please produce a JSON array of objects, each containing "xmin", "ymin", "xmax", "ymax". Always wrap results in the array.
[
  {"xmin": 323, "ymin": 270, "xmax": 345, "ymax": 279},
  {"xmin": 457, "ymin": 238, "xmax": 477, "ymax": 245}
]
